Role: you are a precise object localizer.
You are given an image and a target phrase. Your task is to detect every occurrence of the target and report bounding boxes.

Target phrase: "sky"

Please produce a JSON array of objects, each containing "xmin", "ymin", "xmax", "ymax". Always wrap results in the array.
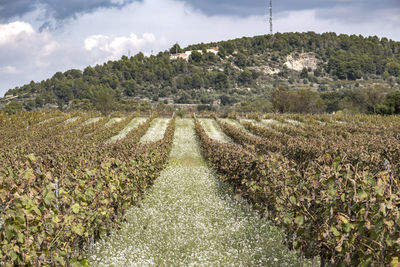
[{"xmin": 0, "ymin": 0, "xmax": 399, "ymax": 97}]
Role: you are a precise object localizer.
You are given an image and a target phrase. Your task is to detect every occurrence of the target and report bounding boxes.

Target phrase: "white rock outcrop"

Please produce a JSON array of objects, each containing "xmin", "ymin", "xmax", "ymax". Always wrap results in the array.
[{"xmin": 284, "ymin": 53, "xmax": 319, "ymax": 72}]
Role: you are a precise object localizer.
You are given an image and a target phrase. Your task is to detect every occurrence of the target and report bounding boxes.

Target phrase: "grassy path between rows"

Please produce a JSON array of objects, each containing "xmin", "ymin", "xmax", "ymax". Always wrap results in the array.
[
  {"xmin": 88, "ymin": 118, "xmax": 301, "ymax": 266},
  {"xmin": 107, "ymin": 117, "xmax": 146, "ymax": 143},
  {"xmin": 140, "ymin": 118, "xmax": 171, "ymax": 143},
  {"xmin": 198, "ymin": 118, "xmax": 231, "ymax": 143}
]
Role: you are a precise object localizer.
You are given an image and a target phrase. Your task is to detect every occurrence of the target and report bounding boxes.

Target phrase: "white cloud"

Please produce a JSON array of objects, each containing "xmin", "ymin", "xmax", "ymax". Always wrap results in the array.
[
  {"xmin": 0, "ymin": 21, "xmax": 62, "ymax": 94},
  {"xmin": 84, "ymin": 33, "xmax": 167, "ymax": 61},
  {"xmin": 0, "ymin": 21, "xmax": 35, "ymax": 45},
  {"xmin": 0, "ymin": 21, "xmax": 59, "ymax": 57}
]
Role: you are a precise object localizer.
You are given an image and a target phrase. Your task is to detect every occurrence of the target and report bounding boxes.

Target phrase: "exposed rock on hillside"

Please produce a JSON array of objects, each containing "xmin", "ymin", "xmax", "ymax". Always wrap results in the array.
[{"xmin": 284, "ymin": 53, "xmax": 319, "ymax": 71}]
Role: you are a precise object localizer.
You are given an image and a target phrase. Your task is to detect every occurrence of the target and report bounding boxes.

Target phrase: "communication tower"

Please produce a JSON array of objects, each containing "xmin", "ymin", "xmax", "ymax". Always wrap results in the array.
[{"xmin": 269, "ymin": 0, "xmax": 273, "ymax": 35}]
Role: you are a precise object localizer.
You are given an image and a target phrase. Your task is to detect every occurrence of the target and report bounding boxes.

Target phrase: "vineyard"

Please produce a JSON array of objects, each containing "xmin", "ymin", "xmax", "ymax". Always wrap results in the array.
[
  {"xmin": 196, "ymin": 114, "xmax": 400, "ymax": 266},
  {"xmin": 0, "ymin": 110, "xmax": 399, "ymax": 266},
  {"xmin": 0, "ymin": 111, "xmax": 175, "ymax": 265}
]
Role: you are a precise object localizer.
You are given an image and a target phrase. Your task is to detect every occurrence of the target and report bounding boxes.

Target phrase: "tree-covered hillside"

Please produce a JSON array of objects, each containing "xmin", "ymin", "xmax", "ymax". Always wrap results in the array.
[{"xmin": 2, "ymin": 32, "xmax": 400, "ymax": 114}]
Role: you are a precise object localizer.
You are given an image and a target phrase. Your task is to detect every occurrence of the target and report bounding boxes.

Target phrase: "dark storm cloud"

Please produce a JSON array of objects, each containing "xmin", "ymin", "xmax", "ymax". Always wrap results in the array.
[
  {"xmin": 0, "ymin": 0, "xmax": 138, "ymax": 22},
  {"xmin": 1, "ymin": 0, "xmax": 398, "ymax": 22},
  {"xmin": 184, "ymin": 0, "xmax": 400, "ymax": 16},
  {"xmin": 0, "ymin": 0, "xmax": 36, "ymax": 20}
]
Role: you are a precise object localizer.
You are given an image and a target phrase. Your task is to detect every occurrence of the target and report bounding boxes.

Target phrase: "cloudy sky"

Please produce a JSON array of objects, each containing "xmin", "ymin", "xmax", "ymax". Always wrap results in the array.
[{"xmin": 0, "ymin": 0, "xmax": 399, "ymax": 96}]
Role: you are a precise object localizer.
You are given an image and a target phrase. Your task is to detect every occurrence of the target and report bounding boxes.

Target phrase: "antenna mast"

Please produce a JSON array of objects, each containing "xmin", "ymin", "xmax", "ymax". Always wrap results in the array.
[{"xmin": 269, "ymin": 0, "xmax": 273, "ymax": 35}]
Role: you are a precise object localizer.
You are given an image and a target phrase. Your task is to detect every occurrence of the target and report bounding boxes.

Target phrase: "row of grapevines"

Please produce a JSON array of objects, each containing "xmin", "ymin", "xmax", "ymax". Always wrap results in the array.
[
  {"xmin": 195, "ymin": 118, "xmax": 400, "ymax": 266},
  {"xmin": 0, "ymin": 113, "xmax": 175, "ymax": 265},
  {"xmin": 0, "ymin": 110, "xmax": 64, "ymax": 132},
  {"xmin": 0, "ymin": 111, "xmax": 97, "ymax": 150},
  {"xmin": 240, "ymin": 119, "xmax": 399, "ymax": 176}
]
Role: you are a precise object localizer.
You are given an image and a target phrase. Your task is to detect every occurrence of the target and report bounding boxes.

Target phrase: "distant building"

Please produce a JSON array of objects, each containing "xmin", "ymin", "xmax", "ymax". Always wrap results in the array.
[
  {"xmin": 206, "ymin": 47, "xmax": 219, "ymax": 55},
  {"xmin": 170, "ymin": 47, "xmax": 219, "ymax": 61},
  {"xmin": 170, "ymin": 53, "xmax": 189, "ymax": 61}
]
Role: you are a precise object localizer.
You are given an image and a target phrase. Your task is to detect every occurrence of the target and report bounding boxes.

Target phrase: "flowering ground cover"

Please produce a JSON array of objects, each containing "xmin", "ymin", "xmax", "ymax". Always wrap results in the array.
[
  {"xmin": 198, "ymin": 118, "xmax": 231, "ymax": 143},
  {"xmin": 88, "ymin": 118, "xmax": 301, "ymax": 266},
  {"xmin": 107, "ymin": 117, "xmax": 146, "ymax": 143},
  {"xmin": 104, "ymin": 117, "xmax": 123, "ymax": 127},
  {"xmin": 140, "ymin": 118, "xmax": 171, "ymax": 143}
]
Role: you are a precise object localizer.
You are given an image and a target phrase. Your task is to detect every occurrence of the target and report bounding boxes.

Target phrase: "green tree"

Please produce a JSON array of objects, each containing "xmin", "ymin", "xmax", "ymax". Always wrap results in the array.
[
  {"xmin": 204, "ymin": 52, "xmax": 218, "ymax": 63},
  {"xmin": 220, "ymin": 42, "xmax": 234, "ymax": 54},
  {"xmin": 94, "ymin": 86, "xmax": 116, "ymax": 115},
  {"xmin": 338, "ymin": 89, "xmax": 362, "ymax": 113},
  {"xmin": 387, "ymin": 61, "xmax": 400, "ymax": 77},
  {"xmin": 327, "ymin": 50, "xmax": 348, "ymax": 80},
  {"xmin": 238, "ymin": 69, "xmax": 253, "ymax": 85},
  {"xmin": 123, "ymin": 79, "xmax": 138, "ymax": 96},
  {"xmin": 191, "ymin": 73, "xmax": 203, "ymax": 88},
  {"xmin": 377, "ymin": 90, "xmax": 400, "ymax": 114},
  {"xmin": 238, "ymin": 98, "xmax": 272, "ymax": 113},
  {"xmin": 52, "ymin": 72, "xmax": 64, "ymax": 80},
  {"xmin": 24, "ymin": 100, "xmax": 35, "ymax": 111},
  {"xmin": 183, "ymin": 75, "xmax": 193, "ymax": 90},
  {"xmin": 83, "ymin": 66, "xmax": 96, "ymax": 77},
  {"xmin": 169, "ymin": 43, "xmax": 182, "ymax": 54},
  {"xmin": 300, "ymin": 68, "xmax": 309, "ymax": 79},
  {"xmin": 219, "ymin": 94, "xmax": 237, "ymax": 106},
  {"xmin": 3, "ymin": 101, "xmax": 23, "ymax": 115},
  {"xmin": 346, "ymin": 60, "xmax": 362, "ymax": 80},
  {"xmin": 35, "ymin": 96, "xmax": 44, "ymax": 108},
  {"xmin": 190, "ymin": 51, "xmax": 202, "ymax": 63},
  {"xmin": 288, "ymin": 88, "xmax": 326, "ymax": 114},
  {"xmin": 175, "ymin": 76, "xmax": 185, "ymax": 90},
  {"xmin": 356, "ymin": 85, "xmax": 392, "ymax": 114},
  {"xmin": 270, "ymin": 85, "xmax": 290, "ymax": 113},
  {"xmin": 213, "ymin": 72, "xmax": 228, "ymax": 90},
  {"xmin": 64, "ymin": 69, "xmax": 83, "ymax": 79},
  {"xmin": 234, "ymin": 52, "xmax": 247, "ymax": 68},
  {"xmin": 320, "ymin": 91, "xmax": 343, "ymax": 113},
  {"xmin": 218, "ymin": 46, "xmax": 226, "ymax": 58},
  {"xmin": 176, "ymin": 91, "xmax": 191, "ymax": 103}
]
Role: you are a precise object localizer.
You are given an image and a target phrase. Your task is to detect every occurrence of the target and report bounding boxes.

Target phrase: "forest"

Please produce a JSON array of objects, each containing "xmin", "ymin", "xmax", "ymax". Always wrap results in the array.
[{"xmin": 2, "ymin": 32, "xmax": 400, "ymax": 115}]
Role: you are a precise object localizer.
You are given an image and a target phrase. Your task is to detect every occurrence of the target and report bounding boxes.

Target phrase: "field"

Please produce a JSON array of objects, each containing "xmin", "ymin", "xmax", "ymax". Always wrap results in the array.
[{"xmin": 1, "ymin": 110, "xmax": 399, "ymax": 266}]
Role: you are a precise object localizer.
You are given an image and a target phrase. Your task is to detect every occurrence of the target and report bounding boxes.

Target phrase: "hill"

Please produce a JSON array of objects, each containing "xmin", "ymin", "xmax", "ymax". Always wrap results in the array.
[{"xmin": 1, "ymin": 32, "xmax": 400, "ymax": 114}]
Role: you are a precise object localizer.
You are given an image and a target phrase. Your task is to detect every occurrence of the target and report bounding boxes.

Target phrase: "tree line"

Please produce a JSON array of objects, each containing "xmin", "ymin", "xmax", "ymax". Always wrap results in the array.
[
  {"xmin": 268, "ymin": 84, "xmax": 400, "ymax": 115},
  {"xmin": 2, "ymin": 32, "xmax": 400, "ymax": 114}
]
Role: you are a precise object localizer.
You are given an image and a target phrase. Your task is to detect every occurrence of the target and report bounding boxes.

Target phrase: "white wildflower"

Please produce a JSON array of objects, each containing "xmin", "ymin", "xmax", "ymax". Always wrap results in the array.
[
  {"xmin": 88, "ymin": 118, "xmax": 301, "ymax": 266},
  {"xmin": 140, "ymin": 118, "xmax": 170, "ymax": 143},
  {"xmin": 107, "ymin": 117, "xmax": 146, "ymax": 143}
]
